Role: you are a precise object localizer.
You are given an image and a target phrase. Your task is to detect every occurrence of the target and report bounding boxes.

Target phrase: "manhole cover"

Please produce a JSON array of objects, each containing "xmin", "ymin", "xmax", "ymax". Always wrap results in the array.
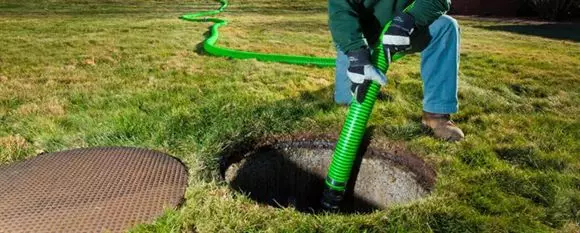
[
  {"xmin": 221, "ymin": 135, "xmax": 436, "ymax": 214},
  {"xmin": 0, "ymin": 147, "xmax": 188, "ymax": 233}
]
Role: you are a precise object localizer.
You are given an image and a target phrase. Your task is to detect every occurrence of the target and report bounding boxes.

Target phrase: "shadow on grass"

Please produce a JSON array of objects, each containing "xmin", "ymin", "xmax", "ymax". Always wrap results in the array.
[
  {"xmin": 179, "ymin": 85, "xmax": 337, "ymax": 161},
  {"xmin": 477, "ymin": 23, "xmax": 580, "ymax": 42}
]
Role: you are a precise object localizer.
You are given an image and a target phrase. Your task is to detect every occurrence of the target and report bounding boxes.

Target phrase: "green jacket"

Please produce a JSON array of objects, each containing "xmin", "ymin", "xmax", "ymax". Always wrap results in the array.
[{"xmin": 329, "ymin": 0, "xmax": 451, "ymax": 53}]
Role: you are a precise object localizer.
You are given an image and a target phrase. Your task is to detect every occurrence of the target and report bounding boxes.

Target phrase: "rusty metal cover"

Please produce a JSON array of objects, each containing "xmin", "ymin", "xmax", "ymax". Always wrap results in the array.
[{"xmin": 0, "ymin": 147, "xmax": 188, "ymax": 233}]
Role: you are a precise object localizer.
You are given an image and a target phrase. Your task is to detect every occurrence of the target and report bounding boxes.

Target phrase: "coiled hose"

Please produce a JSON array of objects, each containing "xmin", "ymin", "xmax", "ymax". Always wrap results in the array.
[
  {"xmin": 180, "ymin": 0, "xmax": 413, "ymax": 212},
  {"xmin": 180, "ymin": 0, "xmax": 335, "ymax": 67}
]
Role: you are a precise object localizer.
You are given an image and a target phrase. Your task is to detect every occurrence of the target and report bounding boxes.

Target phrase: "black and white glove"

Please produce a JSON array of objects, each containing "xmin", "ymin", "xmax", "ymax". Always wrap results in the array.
[
  {"xmin": 383, "ymin": 12, "xmax": 415, "ymax": 63},
  {"xmin": 346, "ymin": 49, "xmax": 387, "ymax": 103}
]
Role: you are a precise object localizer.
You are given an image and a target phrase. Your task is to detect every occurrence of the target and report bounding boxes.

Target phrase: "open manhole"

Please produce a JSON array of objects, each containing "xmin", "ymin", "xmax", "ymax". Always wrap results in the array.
[
  {"xmin": 0, "ymin": 147, "xmax": 188, "ymax": 233},
  {"xmin": 221, "ymin": 135, "xmax": 436, "ymax": 214}
]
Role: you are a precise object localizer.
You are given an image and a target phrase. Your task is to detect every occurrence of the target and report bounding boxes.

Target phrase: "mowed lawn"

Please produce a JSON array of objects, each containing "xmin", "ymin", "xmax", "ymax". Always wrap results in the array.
[{"xmin": 0, "ymin": 0, "xmax": 579, "ymax": 232}]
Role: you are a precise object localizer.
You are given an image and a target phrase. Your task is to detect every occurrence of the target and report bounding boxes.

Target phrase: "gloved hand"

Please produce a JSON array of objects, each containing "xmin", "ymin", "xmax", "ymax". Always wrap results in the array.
[
  {"xmin": 382, "ymin": 12, "xmax": 415, "ymax": 63},
  {"xmin": 346, "ymin": 49, "xmax": 387, "ymax": 103}
]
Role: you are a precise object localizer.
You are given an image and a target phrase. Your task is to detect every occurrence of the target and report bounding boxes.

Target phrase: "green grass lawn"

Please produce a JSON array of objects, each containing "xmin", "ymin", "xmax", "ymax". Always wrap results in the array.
[{"xmin": 1, "ymin": 0, "xmax": 579, "ymax": 232}]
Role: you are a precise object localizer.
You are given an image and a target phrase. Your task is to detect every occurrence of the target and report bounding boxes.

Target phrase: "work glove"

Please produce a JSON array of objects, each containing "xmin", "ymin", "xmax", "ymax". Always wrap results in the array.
[
  {"xmin": 346, "ymin": 49, "xmax": 387, "ymax": 103},
  {"xmin": 382, "ymin": 12, "xmax": 415, "ymax": 63}
]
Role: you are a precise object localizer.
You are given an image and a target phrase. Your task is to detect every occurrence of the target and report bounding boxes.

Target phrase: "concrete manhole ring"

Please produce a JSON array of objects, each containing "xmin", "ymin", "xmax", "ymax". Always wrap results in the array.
[
  {"xmin": 221, "ymin": 134, "xmax": 436, "ymax": 214},
  {"xmin": 0, "ymin": 147, "xmax": 188, "ymax": 233}
]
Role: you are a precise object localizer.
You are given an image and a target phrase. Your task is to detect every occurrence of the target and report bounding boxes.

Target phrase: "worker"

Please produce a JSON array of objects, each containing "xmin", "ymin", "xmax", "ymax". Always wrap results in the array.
[{"xmin": 329, "ymin": 0, "xmax": 464, "ymax": 141}]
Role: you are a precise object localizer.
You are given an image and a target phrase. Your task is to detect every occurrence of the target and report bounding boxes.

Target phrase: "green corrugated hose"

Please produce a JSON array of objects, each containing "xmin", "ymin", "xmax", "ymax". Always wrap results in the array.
[
  {"xmin": 321, "ymin": 3, "xmax": 415, "ymax": 211},
  {"xmin": 180, "ymin": 0, "xmax": 335, "ymax": 67},
  {"xmin": 180, "ymin": 0, "xmax": 413, "ymax": 212}
]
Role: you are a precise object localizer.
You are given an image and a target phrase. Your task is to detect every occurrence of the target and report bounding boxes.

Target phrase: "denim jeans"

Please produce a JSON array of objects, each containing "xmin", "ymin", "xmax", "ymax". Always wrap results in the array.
[{"xmin": 334, "ymin": 15, "xmax": 460, "ymax": 114}]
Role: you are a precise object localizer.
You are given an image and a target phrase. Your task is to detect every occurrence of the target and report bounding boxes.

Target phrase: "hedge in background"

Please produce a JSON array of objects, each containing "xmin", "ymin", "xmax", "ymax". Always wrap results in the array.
[{"xmin": 527, "ymin": 0, "xmax": 580, "ymax": 20}]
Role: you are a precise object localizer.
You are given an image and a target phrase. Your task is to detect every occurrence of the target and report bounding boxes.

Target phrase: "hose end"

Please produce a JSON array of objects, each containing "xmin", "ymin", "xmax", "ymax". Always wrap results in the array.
[{"xmin": 320, "ymin": 187, "xmax": 344, "ymax": 212}]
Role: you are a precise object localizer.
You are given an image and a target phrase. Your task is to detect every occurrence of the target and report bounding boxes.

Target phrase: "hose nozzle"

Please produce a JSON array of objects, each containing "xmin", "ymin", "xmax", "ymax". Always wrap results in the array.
[{"xmin": 320, "ymin": 187, "xmax": 344, "ymax": 212}]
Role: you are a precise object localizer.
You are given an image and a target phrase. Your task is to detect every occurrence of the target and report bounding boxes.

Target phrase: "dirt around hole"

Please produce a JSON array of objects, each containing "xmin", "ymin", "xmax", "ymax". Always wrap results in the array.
[{"xmin": 220, "ymin": 135, "xmax": 436, "ymax": 214}]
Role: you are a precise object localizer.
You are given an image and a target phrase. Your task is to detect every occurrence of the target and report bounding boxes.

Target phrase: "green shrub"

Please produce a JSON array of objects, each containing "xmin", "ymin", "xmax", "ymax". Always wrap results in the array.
[{"xmin": 527, "ymin": 0, "xmax": 580, "ymax": 20}]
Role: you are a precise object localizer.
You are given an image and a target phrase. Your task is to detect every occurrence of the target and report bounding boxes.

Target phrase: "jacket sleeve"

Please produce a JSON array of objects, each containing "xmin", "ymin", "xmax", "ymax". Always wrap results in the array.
[
  {"xmin": 407, "ymin": 0, "xmax": 451, "ymax": 26},
  {"xmin": 328, "ymin": 0, "xmax": 367, "ymax": 53}
]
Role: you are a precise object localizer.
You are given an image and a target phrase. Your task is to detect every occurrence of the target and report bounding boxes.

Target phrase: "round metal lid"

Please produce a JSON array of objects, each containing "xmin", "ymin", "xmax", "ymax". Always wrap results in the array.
[{"xmin": 0, "ymin": 147, "xmax": 188, "ymax": 233}]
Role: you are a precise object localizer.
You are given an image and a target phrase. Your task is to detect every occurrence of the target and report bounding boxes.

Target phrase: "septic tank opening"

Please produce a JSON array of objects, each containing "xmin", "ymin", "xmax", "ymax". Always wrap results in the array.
[{"xmin": 220, "ymin": 135, "xmax": 436, "ymax": 214}]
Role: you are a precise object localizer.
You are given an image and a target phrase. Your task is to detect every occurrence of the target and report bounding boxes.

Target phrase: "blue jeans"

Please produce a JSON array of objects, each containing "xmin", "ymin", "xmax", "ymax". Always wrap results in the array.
[{"xmin": 334, "ymin": 15, "xmax": 460, "ymax": 114}]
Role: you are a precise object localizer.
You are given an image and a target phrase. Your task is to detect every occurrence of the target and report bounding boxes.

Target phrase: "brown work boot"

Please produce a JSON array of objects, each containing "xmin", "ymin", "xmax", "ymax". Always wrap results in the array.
[{"xmin": 422, "ymin": 111, "xmax": 465, "ymax": 142}]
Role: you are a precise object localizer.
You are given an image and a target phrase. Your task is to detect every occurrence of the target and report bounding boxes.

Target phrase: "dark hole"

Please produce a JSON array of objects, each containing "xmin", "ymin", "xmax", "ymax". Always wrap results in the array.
[{"xmin": 220, "ymin": 137, "xmax": 435, "ymax": 214}]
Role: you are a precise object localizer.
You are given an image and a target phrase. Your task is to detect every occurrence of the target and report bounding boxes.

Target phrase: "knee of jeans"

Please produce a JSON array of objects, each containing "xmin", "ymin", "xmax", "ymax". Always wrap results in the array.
[{"xmin": 436, "ymin": 15, "xmax": 459, "ymax": 31}]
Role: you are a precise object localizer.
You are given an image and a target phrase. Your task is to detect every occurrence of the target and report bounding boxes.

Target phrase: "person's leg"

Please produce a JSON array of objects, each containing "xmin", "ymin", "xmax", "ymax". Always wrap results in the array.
[
  {"xmin": 420, "ymin": 15, "xmax": 460, "ymax": 114},
  {"xmin": 335, "ymin": 47, "xmax": 352, "ymax": 105},
  {"xmin": 419, "ymin": 15, "xmax": 464, "ymax": 141}
]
